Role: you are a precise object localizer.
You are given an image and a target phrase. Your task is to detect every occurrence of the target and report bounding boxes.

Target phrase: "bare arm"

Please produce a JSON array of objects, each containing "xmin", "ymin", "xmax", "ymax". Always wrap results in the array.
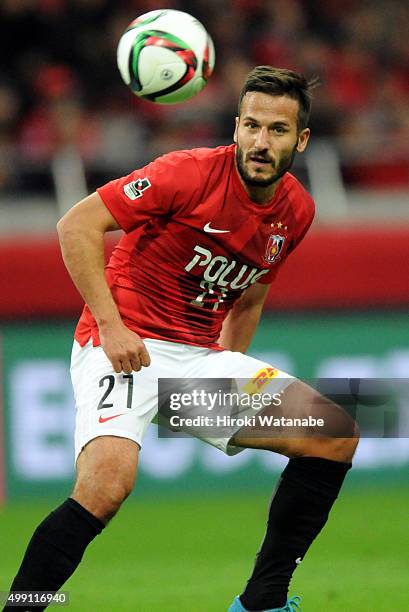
[
  {"xmin": 57, "ymin": 192, "xmax": 150, "ymax": 373},
  {"xmin": 218, "ymin": 282, "xmax": 271, "ymax": 353}
]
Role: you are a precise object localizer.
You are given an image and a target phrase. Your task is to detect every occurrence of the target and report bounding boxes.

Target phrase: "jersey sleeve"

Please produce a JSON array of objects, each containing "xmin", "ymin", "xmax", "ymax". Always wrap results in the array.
[
  {"xmin": 286, "ymin": 203, "xmax": 315, "ymax": 256},
  {"xmin": 97, "ymin": 151, "xmax": 200, "ymax": 233},
  {"xmin": 256, "ymin": 261, "xmax": 283, "ymax": 285}
]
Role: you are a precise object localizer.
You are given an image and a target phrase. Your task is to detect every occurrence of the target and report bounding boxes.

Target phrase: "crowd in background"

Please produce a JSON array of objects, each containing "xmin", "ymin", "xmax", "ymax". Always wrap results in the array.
[{"xmin": 0, "ymin": 0, "xmax": 408, "ymax": 195}]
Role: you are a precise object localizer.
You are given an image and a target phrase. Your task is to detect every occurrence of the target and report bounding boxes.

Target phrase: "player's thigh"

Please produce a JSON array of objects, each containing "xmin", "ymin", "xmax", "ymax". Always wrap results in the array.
[
  {"xmin": 231, "ymin": 378, "xmax": 359, "ymax": 456},
  {"xmin": 177, "ymin": 349, "xmax": 295, "ymax": 455},
  {"xmin": 202, "ymin": 348, "xmax": 294, "ymax": 393}
]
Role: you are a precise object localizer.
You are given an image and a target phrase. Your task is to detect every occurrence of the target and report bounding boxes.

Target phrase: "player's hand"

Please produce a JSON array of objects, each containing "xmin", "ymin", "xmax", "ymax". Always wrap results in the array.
[{"xmin": 99, "ymin": 322, "xmax": 151, "ymax": 373}]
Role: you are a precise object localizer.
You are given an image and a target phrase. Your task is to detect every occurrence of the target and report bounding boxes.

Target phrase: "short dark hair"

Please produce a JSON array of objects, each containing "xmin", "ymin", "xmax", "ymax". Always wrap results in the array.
[{"xmin": 238, "ymin": 65, "xmax": 319, "ymax": 130}]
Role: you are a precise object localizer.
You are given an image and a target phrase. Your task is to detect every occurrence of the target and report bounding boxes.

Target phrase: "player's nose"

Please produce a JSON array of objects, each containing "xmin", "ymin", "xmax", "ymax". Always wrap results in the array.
[{"xmin": 254, "ymin": 126, "xmax": 270, "ymax": 150}]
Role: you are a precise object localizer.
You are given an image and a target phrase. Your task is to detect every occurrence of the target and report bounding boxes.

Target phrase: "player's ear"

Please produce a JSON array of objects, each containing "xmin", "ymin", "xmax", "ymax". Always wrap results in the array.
[
  {"xmin": 296, "ymin": 128, "xmax": 310, "ymax": 153},
  {"xmin": 233, "ymin": 117, "xmax": 239, "ymax": 143}
]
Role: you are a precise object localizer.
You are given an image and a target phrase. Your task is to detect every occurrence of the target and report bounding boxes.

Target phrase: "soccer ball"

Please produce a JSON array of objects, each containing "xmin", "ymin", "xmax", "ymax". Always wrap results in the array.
[{"xmin": 117, "ymin": 9, "xmax": 215, "ymax": 104}]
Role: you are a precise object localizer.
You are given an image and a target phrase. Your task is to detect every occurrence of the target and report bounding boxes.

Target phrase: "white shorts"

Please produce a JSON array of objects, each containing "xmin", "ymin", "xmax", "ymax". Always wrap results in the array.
[{"xmin": 70, "ymin": 338, "xmax": 295, "ymax": 462}]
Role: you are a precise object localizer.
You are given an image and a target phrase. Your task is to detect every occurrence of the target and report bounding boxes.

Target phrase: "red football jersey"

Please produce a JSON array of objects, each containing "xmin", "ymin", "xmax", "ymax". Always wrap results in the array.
[{"xmin": 74, "ymin": 144, "xmax": 315, "ymax": 348}]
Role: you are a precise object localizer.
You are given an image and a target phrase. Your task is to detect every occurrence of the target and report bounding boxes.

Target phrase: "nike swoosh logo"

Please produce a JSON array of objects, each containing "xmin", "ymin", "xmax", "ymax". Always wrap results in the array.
[
  {"xmin": 98, "ymin": 413, "xmax": 125, "ymax": 423},
  {"xmin": 203, "ymin": 222, "xmax": 230, "ymax": 234}
]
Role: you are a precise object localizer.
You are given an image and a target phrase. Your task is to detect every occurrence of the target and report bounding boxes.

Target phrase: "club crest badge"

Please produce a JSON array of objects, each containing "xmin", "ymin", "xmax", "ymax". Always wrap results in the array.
[{"xmin": 264, "ymin": 234, "xmax": 286, "ymax": 264}]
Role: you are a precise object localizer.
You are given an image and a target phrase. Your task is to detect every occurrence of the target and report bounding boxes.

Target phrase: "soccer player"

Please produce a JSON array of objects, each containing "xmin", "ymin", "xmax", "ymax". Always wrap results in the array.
[{"xmin": 3, "ymin": 66, "xmax": 358, "ymax": 612}]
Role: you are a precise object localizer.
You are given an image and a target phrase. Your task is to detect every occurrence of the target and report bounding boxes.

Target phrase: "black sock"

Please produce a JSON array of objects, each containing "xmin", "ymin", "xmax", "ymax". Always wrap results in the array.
[
  {"xmin": 240, "ymin": 457, "xmax": 351, "ymax": 611},
  {"xmin": 3, "ymin": 498, "xmax": 104, "ymax": 612}
]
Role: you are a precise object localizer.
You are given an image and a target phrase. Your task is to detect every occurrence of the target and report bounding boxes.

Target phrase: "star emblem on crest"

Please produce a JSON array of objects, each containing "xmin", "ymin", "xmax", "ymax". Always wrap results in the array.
[{"xmin": 270, "ymin": 221, "xmax": 288, "ymax": 231}]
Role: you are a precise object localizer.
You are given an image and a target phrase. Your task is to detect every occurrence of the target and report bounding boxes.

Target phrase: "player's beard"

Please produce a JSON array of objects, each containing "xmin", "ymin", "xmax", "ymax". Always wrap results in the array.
[{"xmin": 235, "ymin": 143, "xmax": 298, "ymax": 187}]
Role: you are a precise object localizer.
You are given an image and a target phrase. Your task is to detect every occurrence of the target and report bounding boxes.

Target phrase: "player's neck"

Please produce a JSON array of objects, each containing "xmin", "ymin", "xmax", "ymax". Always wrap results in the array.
[
  {"xmin": 234, "ymin": 158, "xmax": 282, "ymax": 205},
  {"xmin": 243, "ymin": 180, "xmax": 281, "ymax": 205},
  {"xmin": 239, "ymin": 175, "xmax": 282, "ymax": 205}
]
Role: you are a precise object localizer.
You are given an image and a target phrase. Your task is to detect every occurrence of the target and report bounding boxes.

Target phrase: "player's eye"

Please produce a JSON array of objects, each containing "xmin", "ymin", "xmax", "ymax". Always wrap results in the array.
[
  {"xmin": 245, "ymin": 122, "xmax": 258, "ymax": 129},
  {"xmin": 273, "ymin": 126, "xmax": 288, "ymax": 134}
]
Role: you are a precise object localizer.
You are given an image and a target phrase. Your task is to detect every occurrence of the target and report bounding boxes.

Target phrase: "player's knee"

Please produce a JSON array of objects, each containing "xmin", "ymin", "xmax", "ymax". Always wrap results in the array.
[
  {"xmin": 318, "ymin": 431, "xmax": 359, "ymax": 462},
  {"xmin": 304, "ymin": 398, "xmax": 360, "ymax": 462},
  {"xmin": 323, "ymin": 406, "xmax": 360, "ymax": 461},
  {"xmin": 276, "ymin": 418, "xmax": 359, "ymax": 462},
  {"xmin": 276, "ymin": 434, "xmax": 357, "ymax": 463},
  {"xmin": 72, "ymin": 473, "xmax": 135, "ymax": 523},
  {"xmin": 100, "ymin": 480, "xmax": 133, "ymax": 520}
]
